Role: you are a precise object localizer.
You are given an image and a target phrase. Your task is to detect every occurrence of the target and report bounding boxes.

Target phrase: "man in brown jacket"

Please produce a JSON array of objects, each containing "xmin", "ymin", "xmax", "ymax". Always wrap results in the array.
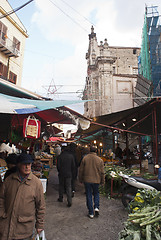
[
  {"xmin": 0, "ymin": 153, "xmax": 45, "ymax": 240},
  {"xmin": 79, "ymin": 146, "xmax": 105, "ymax": 219}
]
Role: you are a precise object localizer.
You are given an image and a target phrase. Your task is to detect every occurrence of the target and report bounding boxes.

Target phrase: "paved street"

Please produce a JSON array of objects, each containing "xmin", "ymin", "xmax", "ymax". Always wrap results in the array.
[{"xmin": 45, "ymin": 167, "xmax": 128, "ymax": 240}]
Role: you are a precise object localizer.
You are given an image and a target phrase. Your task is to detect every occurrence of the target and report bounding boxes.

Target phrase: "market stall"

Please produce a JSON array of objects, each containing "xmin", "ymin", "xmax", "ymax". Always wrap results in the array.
[{"xmin": 0, "ymin": 93, "xmax": 90, "ymax": 190}]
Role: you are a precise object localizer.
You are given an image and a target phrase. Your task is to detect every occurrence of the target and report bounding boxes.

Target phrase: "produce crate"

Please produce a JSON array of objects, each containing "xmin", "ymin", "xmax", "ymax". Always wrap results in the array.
[{"xmin": 40, "ymin": 158, "xmax": 53, "ymax": 169}]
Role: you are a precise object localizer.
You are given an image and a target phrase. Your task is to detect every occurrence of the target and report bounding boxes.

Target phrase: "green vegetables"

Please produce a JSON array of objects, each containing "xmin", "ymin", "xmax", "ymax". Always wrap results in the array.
[
  {"xmin": 129, "ymin": 189, "xmax": 161, "ymax": 212},
  {"xmin": 101, "ymin": 165, "xmax": 133, "ymax": 197},
  {"xmin": 119, "ymin": 189, "xmax": 161, "ymax": 240}
]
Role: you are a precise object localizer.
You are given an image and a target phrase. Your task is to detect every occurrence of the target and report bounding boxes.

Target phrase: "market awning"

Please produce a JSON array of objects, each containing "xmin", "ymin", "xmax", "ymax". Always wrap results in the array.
[
  {"xmin": 77, "ymin": 97, "xmax": 161, "ymax": 137},
  {"xmin": 0, "ymin": 93, "xmax": 91, "ymax": 139},
  {"xmin": 46, "ymin": 137, "xmax": 64, "ymax": 142},
  {"xmin": 0, "ymin": 93, "xmax": 86, "ymax": 114}
]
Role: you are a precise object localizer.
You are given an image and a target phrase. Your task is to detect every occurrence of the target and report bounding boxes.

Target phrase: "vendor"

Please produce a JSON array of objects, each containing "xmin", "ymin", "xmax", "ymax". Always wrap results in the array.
[{"xmin": 108, "ymin": 149, "xmax": 114, "ymax": 160}]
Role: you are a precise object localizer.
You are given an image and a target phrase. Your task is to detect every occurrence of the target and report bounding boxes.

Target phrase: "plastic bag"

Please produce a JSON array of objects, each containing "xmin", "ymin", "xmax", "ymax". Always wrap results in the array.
[{"xmin": 35, "ymin": 230, "xmax": 46, "ymax": 240}]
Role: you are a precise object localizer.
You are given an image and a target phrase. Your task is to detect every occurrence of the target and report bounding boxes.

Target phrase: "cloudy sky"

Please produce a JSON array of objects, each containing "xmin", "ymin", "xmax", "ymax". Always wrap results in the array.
[{"xmin": 8, "ymin": 0, "xmax": 161, "ymax": 112}]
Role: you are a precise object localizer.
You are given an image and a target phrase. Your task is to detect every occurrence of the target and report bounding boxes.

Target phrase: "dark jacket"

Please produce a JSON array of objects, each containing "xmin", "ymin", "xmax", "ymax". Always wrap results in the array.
[
  {"xmin": 57, "ymin": 150, "xmax": 75, "ymax": 178},
  {"xmin": 115, "ymin": 147, "xmax": 122, "ymax": 159}
]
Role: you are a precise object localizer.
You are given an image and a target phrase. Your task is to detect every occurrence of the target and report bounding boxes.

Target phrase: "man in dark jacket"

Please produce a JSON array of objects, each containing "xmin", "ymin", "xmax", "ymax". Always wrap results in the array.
[
  {"xmin": 115, "ymin": 143, "xmax": 122, "ymax": 163},
  {"xmin": 57, "ymin": 144, "xmax": 75, "ymax": 207}
]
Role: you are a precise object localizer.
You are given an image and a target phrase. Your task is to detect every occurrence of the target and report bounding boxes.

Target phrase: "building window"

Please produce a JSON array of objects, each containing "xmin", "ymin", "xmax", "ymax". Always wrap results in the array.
[
  {"xmin": 9, "ymin": 71, "xmax": 17, "ymax": 84},
  {"xmin": 0, "ymin": 21, "xmax": 7, "ymax": 45},
  {"xmin": 0, "ymin": 62, "xmax": 7, "ymax": 79},
  {"xmin": 133, "ymin": 49, "xmax": 137, "ymax": 54},
  {"xmin": 133, "ymin": 68, "xmax": 138, "ymax": 74},
  {"xmin": 13, "ymin": 37, "xmax": 20, "ymax": 51},
  {"xmin": 113, "ymin": 66, "xmax": 116, "ymax": 74}
]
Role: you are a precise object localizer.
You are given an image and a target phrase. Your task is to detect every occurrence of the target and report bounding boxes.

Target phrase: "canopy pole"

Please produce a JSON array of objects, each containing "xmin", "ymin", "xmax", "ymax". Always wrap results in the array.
[
  {"xmin": 154, "ymin": 105, "xmax": 158, "ymax": 171},
  {"xmin": 126, "ymin": 133, "xmax": 129, "ymax": 168},
  {"xmin": 139, "ymin": 136, "xmax": 142, "ymax": 171},
  {"xmin": 152, "ymin": 109, "xmax": 156, "ymax": 174},
  {"xmin": 112, "ymin": 130, "xmax": 115, "ymax": 152},
  {"xmin": 91, "ymin": 122, "xmax": 152, "ymax": 137}
]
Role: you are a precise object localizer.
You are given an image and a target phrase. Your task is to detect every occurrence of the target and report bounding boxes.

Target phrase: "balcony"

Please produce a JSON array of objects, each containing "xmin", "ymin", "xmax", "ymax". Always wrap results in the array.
[{"xmin": 0, "ymin": 34, "xmax": 20, "ymax": 58}]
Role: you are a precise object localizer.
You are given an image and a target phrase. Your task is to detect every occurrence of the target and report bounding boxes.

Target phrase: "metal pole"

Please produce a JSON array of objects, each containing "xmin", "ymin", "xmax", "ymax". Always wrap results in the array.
[
  {"xmin": 91, "ymin": 121, "xmax": 152, "ymax": 137},
  {"xmin": 139, "ymin": 136, "xmax": 142, "ymax": 171},
  {"xmin": 126, "ymin": 133, "xmax": 129, "ymax": 168},
  {"xmin": 112, "ymin": 130, "xmax": 115, "ymax": 152},
  {"xmin": 152, "ymin": 109, "xmax": 156, "ymax": 174},
  {"xmin": 154, "ymin": 105, "xmax": 158, "ymax": 168}
]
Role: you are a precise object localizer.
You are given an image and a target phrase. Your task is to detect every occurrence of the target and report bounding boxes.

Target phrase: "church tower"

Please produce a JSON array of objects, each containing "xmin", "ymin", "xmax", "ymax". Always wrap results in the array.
[{"xmin": 83, "ymin": 26, "xmax": 116, "ymax": 117}]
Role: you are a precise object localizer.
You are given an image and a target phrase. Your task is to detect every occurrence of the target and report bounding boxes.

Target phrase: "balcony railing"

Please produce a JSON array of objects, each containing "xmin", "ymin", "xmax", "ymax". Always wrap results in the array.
[{"xmin": 0, "ymin": 34, "xmax": 20, "ymax": 57}]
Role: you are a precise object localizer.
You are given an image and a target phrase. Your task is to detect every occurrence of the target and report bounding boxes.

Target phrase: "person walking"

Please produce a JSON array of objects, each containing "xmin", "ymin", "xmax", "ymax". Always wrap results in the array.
[
  {"xmin": 115, "ymin": 143, "xmax": 123, "ymax": 163},
  {"xmin": 69, "ymin": 143, "xmax": 79, "ymax": 197},
  {"xmin": 57, "ymin": 144, "xmax": 75, "ymax": 207},
  {"xmin": 4, "ymin": 153, "xmax": 18, "ymax": 180},
  {"xmin": 79, "ymin": 146, "xmax": 105, "ymax": 219},
  {"xmin": 0, "ymin": 153, "xmax": 45, "ymax": 240}
]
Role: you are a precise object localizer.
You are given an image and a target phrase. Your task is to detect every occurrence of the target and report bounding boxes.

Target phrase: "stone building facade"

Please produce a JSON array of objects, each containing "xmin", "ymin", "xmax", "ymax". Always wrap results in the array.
[
  {"xmin": 83, "ymin": 27, "xmax": 141, "ymax": 118},
  {"xmin": 0, "ymin": 1, "xmax": 28, "ymax": 86}
]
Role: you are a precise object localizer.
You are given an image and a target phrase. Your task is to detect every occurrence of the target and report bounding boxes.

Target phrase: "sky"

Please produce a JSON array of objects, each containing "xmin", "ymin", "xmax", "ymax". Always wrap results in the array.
[{"xmin": 8, "ymin": 0, "xmax": 161, "ymax": 114}]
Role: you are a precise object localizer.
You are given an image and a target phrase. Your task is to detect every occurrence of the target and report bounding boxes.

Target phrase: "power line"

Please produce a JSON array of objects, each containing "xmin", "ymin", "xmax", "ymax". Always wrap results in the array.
[
  {"xmin": 0, "ymin": 0, "xmax": 34, "ymax": 19},
  {"xmin": 25, "ymin": 49, "xmax": 54, "ymax": 58},
  {"xmin": 47, "ymin": 0, "xmax": 89, "ymax": 33},
  {"xmin": 59, "ymin": 0, "xmax": 96, "ymax": 27}
]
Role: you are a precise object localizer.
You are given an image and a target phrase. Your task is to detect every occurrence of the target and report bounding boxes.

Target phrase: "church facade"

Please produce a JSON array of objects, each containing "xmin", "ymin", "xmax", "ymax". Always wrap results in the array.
[{"xmin": 83, "ymin": 27, "xmax": 141, "ymax": 118}]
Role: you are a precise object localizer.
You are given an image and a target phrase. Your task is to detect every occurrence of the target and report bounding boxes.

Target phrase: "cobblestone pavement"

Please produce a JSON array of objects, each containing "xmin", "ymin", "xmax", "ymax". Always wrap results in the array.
[{"xmin": 44, "ymin": 167, "xmax": 128, "ymax": 240}]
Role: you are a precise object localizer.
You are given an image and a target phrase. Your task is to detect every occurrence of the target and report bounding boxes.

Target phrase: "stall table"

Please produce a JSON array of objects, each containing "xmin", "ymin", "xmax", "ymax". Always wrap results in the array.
[{"xmin": 39, "ymin": 157, "xmax": 53, "ymax": 169}]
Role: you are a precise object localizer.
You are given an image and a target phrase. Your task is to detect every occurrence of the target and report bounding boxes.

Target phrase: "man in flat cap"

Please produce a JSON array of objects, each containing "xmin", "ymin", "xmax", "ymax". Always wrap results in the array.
[{"xmin": 0, "ymin": 153, "xmax": 45, "ymax": 240}]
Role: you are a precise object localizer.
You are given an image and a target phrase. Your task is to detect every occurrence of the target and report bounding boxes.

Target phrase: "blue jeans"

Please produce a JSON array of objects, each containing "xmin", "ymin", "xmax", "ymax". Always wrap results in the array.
[{"xmin": 84, "ymin": 182, "xmax": 99, "ymax": 215}]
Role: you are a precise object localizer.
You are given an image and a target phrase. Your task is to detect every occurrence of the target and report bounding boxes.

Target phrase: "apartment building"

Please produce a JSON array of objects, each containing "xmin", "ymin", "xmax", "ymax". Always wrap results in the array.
[{"xmin": 0, "ymin": 1, "xmax": 28, "ymax": 86}]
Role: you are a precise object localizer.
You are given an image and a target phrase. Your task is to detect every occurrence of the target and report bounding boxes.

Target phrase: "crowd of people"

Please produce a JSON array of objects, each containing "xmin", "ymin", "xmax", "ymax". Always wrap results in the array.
[
  {"xmin": 2, "ymin": 140, "xmax": 159, "ymax": 239},
  {"xmin": 0, "ymin": 142, "xmax": 105, "ymax": 239}
]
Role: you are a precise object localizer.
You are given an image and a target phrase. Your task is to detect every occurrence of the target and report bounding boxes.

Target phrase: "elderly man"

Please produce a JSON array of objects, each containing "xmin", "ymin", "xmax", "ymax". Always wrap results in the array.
[
  {"xmin": 79, "ymin": 146, "xmax": 105, "ymax": 219},
  {"xmin": 0, "ymin": 153, "xmax": 45, "ymax": 240}
]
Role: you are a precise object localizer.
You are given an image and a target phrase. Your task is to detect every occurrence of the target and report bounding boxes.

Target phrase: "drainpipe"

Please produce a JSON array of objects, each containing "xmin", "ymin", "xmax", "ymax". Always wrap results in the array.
[{"xmin": 7, "ymin": 57, "xmax": 10, "ymax": 80}]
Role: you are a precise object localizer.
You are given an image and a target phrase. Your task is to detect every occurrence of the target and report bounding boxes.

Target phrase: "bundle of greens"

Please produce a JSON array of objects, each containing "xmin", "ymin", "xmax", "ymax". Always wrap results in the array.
[
  {"xmin": 119, "ymin": 189, "xmax": 161, "ymax": 240},
  {"xmin": 119, "ymin": 205, "xmax": 161, "ymax": 240},
  {"xmin": 104, "ymin": 165, "xmax": 133, "ymax": 181},
  {"xmin": 129, "ymin": 189, "xmax": 161, "ymax": 213}
]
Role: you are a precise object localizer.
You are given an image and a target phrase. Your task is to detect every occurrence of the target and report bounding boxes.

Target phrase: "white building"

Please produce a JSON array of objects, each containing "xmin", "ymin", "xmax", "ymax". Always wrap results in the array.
[
  {"xmin": 83, "ymin": 27, "xmax": 141, "ymax": 118},
  {"xmin": 0, "ymin": 1, "xmax": 28, "ymax": 86}
]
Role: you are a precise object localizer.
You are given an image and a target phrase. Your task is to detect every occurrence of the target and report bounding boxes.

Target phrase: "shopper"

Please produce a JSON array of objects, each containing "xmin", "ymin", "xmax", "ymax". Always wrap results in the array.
[
  {"xmin": 4, "ymin": 153, "xmax": 18, "ymax": 180},
  {"xmin": 0, "ymin": 153, "xmax": 45, "ymax": 240},
  {"xmin": 115, "ymin": 143, "xmax": 123, "ymax": 162},
  {"xmin": 57, "ymin": 144, "xmax": 75, "ymax": 207},
  {"xmin": 79, "ymin": 146, "xmax": 105, "ymax": 219},
  {"xmin": 69, "ymin": 143, "xmax": 79, "ymax": 196}
]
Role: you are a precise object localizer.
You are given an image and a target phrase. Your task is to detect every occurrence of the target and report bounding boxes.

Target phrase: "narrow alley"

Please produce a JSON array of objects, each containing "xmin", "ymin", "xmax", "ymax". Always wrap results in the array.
[{"xmin": 45, "ymin": 167, "xmax": 128, "ymax": 240}]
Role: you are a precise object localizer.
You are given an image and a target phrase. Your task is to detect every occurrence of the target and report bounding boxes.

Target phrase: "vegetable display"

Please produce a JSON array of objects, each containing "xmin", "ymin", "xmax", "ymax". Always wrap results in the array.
[{"xmin": 119, "ymin": 189, "xmax": 161, "ymax": 240}]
